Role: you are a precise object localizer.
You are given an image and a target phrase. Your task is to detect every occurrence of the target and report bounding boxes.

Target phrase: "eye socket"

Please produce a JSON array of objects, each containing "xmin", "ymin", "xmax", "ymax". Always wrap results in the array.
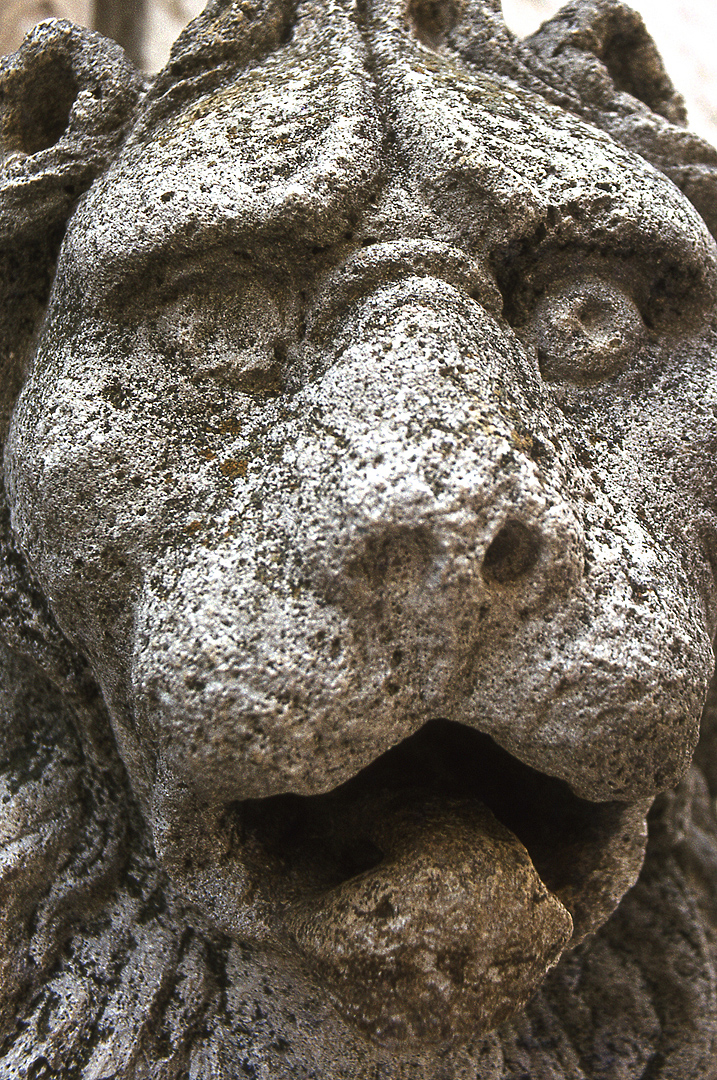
[
  {"xmin": 529, "ymin": 276, "xmax": 646, "ymax": 385},
  {"xmin": 146, "ymin": 284, "xmax": 288, "ymax": 394}
]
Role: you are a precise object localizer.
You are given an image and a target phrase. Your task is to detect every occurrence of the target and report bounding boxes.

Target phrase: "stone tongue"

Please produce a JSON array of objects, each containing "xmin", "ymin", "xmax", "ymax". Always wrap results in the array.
[{"xmin": 287, "ymin": 794, "xmax": 573, "ymax": 1048}]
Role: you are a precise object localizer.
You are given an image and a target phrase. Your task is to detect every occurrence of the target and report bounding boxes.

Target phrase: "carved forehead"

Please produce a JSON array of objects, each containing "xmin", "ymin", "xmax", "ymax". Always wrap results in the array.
[{"xmin": 60, "ymin": 0, "xmax": 715, "ymax": 309}]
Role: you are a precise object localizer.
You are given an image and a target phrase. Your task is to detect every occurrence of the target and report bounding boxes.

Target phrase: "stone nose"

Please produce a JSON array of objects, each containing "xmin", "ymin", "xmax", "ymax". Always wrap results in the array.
[{"xmin": 302, "ymin": 267, "xmax": 585, "ymax": 617}]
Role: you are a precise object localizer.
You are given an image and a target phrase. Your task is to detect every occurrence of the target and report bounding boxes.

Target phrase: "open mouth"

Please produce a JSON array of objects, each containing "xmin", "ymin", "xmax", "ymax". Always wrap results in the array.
[{"xmin": 221, "ymin": 720, "xmax": 648, "ymax": 1047}]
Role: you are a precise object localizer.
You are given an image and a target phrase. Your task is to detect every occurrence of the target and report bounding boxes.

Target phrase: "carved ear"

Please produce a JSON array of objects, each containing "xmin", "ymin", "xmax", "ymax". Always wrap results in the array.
[
  {"xmin": 0, "ymin": 19, "xmax": 144, "ymax": 238},
  {"xmin": 523, "ymin": 0, "xmax": 717, "ymax": 239},
  {"xmin": 525, "ymin": 0, "xmax": 687, "ymax": 124},
  {"xmin": 0, "ymin": 20, "xmax": 144, "ymax": 438}
]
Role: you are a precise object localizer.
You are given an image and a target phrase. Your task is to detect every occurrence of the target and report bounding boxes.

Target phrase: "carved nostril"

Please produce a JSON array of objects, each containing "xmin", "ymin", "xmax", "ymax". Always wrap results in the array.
[
  {"xmin": 481, "ymin": 520, "xmax": 542, "ymax": 586},
  {"xmin": 345, "ymin": 525, "xmax": 436, "ymax": 590}
]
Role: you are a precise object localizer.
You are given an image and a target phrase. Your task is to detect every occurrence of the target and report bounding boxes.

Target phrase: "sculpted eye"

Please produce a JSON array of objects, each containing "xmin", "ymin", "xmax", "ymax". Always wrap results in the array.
[
  {"xmin": 529, "ymin": 276, "xmax": 646, "ymax": 385},
  {"xmin": 146, "ymin": 281, "xmax": 291, "ymax": 394}
]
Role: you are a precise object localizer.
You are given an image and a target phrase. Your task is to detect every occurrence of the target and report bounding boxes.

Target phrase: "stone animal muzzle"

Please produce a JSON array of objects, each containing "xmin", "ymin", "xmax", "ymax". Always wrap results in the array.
[{"xmin": 138, "ymin": 269, "xmax": 655, "ymax": 1046}]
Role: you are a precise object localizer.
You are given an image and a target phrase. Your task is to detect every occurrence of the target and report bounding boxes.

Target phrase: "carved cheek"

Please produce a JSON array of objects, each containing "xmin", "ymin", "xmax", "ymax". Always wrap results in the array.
[
  {"xmin": 3, "ymin": 323, "xmax": 202, "ymax": 665},
  {"xmin": 5, "ymin": 372, "xmax": 142, "ymax": 656}
]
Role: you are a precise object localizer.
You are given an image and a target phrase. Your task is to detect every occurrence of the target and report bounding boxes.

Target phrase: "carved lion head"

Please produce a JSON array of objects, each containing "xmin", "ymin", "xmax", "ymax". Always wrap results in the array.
[{"xmin": 2, "ymin": 0, "xmax": 717, "ymax": 1071}]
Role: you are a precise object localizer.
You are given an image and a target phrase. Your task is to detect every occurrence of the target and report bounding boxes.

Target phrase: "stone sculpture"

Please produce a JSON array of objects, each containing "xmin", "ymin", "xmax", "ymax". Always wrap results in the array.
[{"xmin": 2, "ymin": 0, "xmax": 717, "ymax": 1075}]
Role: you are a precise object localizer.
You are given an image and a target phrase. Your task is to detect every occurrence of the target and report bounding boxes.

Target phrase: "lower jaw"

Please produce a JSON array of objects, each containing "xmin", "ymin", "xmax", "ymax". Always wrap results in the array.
[
  {"xmin": 166, "ymin": 721, "xmax": 650, "ymax": 1047},
  {"xmin": 285, "ymin": 790, "xmax": 574, "ymax": 1045}
]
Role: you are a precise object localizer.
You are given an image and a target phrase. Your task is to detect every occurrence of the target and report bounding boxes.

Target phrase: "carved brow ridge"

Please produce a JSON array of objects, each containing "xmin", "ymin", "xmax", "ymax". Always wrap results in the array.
[
  {"xmin": 490, "ymin": 199, "xmax": 716, "ymax": 305},
  {"xmin": 98, "ymin": 205, "xmax": 712, "ymax": 323},
  {"xmin": 82, "ymin": 101, "xmax": 717, "ymax": 320}
]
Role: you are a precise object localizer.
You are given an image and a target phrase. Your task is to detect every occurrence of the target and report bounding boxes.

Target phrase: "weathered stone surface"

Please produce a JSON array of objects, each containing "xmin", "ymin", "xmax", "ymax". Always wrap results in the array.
[{"xmin": 1, "ymin": 1, "xmax": 717, "ymax": 1076}]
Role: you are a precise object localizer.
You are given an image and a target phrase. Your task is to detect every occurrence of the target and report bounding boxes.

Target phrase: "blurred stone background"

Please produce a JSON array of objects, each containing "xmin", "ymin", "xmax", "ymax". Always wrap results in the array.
[{"xmin": 1, "ymin": 0, "xmax": 716, "ymax": 145}]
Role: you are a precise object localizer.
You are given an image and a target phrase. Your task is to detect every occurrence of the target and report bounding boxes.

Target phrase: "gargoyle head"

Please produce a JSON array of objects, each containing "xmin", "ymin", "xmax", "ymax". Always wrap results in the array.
[{"xmin": 3, "ymin": 0, "xmax": 717, "ymax": 1052}]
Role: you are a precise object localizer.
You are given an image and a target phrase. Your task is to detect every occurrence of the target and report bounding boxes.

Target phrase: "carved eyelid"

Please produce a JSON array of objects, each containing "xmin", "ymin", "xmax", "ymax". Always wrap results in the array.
[
  {"xmin": 102, "ymin": 238, "xmax": 282, "ymax": 318},
  {"xmin": 496, "ymin": 236, "xmax": 713, "ymax": 337}
]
